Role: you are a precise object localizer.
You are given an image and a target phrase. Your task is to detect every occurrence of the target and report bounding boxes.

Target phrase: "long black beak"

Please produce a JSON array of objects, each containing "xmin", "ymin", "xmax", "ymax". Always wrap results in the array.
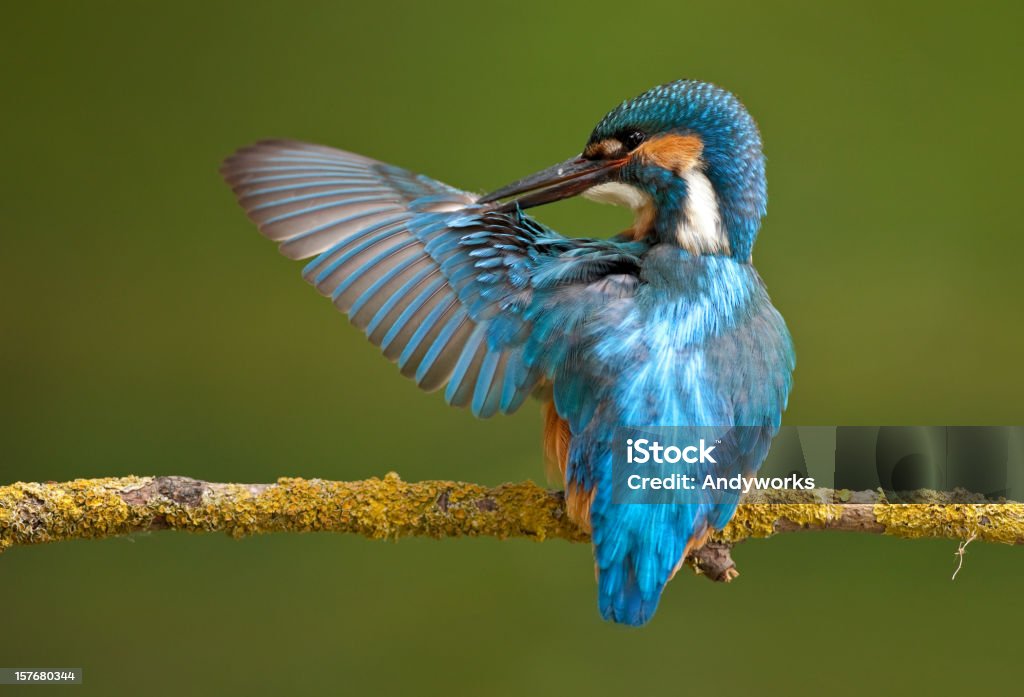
[{"xmin": 478, "ymin": 155, "xmax": 626, "ymax": 212}]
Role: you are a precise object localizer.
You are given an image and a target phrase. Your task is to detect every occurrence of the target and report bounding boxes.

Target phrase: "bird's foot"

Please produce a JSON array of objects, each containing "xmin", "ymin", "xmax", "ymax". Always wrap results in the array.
[
  {"xmin": 718, "ymin": 566, "xmax": 740, "ymax": 583},
  {"xmin": 686, "ymin": 541, "xmax": 739, "ymax": 583}
]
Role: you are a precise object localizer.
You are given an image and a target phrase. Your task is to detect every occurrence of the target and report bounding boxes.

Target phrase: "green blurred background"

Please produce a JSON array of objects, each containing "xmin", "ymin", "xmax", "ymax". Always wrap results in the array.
[{"xmin": 2, "ymin": 1, "xmax": 1022, "ymax": 694}]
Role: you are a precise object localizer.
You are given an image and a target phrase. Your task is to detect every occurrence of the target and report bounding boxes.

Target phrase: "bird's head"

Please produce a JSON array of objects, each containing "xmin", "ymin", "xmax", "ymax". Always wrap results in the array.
[{"xmin": 480, "ymin": 80, "xmax": 767, "ymax": 261}]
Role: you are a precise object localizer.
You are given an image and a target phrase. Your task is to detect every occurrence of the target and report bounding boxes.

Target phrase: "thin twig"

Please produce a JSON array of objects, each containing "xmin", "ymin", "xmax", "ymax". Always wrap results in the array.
[{"xmin": 951, "ymin": 533, "xmax": 978, "ymax": 581}]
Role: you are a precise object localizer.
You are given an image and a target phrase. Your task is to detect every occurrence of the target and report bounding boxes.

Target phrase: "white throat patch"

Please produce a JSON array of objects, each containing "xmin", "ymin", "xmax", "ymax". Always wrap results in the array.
[
  {"xmin": 678, "ymin": 169, "xmax": 729, "ymax": 255},
  {"xmin": 584, "ymin": 174, "xmax": 730, "ymax": 254},
  {"xmin": 583, "ymin": 182, "xmax": 654, "ymax": 239},
  {"xmin": 583, "ymin": 181, "xmax": 650, "ymax": 210}
]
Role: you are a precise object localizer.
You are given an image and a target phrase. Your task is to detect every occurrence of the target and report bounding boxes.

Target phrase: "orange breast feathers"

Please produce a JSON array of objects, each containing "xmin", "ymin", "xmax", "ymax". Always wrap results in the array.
[{"xmin": 542, "ymin": 401, "xmax": 593, "ymax": 532}]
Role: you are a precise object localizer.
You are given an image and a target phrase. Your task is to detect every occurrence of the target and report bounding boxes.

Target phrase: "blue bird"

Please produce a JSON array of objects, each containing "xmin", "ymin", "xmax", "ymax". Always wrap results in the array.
[{"xmin": 222, "ymin": 80, "xmax": 795, "ymax": 626}]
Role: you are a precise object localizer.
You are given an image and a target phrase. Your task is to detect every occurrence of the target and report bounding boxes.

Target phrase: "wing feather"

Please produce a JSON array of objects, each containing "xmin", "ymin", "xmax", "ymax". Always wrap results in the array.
[{"xmin": 222, "ymin": 139, "xmax": 645, "ymax": 416}]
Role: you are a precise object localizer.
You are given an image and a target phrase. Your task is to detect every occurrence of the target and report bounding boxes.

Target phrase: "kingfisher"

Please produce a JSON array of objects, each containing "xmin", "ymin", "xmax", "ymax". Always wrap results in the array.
[{"xmin": 221, "ymin": 80, "xmax": 795, "ymax": 626}]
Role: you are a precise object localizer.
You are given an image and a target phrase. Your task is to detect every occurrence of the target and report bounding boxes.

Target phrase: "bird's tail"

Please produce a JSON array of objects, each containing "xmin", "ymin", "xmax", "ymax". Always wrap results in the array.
[
  {"xmin": 597, "ymin": 554, "xmax": 666, "ymax": 626},
  {"xmin": 594, "ymin": 505, "xmax": 711, "ymax": 627}
]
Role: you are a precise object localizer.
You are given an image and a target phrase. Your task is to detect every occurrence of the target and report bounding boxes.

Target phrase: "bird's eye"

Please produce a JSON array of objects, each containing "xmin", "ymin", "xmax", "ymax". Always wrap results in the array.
[{"xmin": 622, "ymin": 130, "xmax": 646, "ymax": 150}]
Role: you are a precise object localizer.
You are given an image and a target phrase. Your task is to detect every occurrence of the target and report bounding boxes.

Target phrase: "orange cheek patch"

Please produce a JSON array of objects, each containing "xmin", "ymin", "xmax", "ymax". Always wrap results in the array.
[{"xmin": 636, "ymin": 133, "xmax": 704, "ymax": 173}]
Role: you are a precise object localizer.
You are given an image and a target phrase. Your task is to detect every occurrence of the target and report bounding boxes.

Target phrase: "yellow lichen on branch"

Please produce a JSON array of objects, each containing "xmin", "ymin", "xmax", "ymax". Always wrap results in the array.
[
  {"xmin": 0, "ymin": 474, "xmax": 588, "ymax": 554},
  {"xmin": 2, "ymin": 475, "xmax": 1024, "ymax": 563}
]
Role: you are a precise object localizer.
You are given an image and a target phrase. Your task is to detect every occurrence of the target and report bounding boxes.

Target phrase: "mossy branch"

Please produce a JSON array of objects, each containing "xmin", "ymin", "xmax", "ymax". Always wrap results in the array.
[{"xmin": 2, "ymin": 474, "xmax": 1022, "ymax": 579}]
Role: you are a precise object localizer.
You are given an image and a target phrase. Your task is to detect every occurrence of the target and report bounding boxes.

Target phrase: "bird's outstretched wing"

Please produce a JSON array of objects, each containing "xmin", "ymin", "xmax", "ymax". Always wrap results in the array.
[{"xmin": 222, "ymin": 140, "xmax": 645, "ymax": 417}]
